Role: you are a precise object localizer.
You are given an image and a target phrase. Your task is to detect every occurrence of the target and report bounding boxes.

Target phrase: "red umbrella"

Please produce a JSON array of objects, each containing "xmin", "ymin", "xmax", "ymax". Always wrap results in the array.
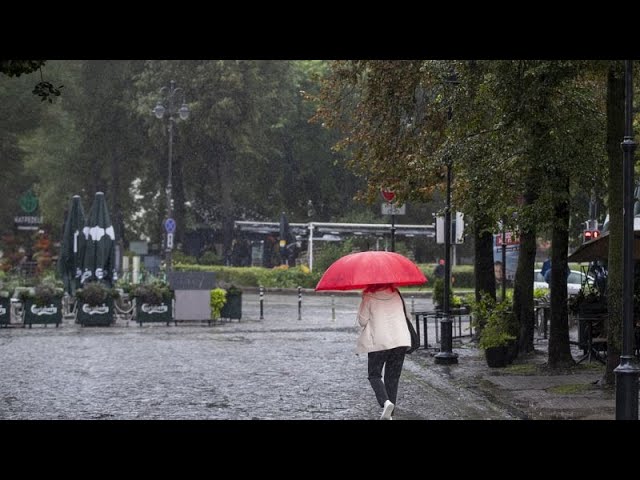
[{"xmin": 315, "ymin": 251, "xmax": 428, "ymax": 291}]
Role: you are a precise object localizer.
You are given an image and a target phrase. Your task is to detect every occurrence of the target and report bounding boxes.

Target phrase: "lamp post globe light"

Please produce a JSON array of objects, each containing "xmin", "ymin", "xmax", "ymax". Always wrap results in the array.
[{"xmin": 152, "ymin": 80, "xmax": 190, "ymax": 273}]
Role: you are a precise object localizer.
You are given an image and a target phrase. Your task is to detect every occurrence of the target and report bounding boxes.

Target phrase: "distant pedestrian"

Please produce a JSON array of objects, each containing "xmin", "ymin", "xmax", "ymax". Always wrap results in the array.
[
  {"xmin": 356, "ymin": 283, "xmax": 412, "ymax": 420},
  {"xmin": 541, "ymin": 257, "xmax": 551, "ymax": 282},
  {"xmin": 433, "ymin": 258, "xmax": 445, "ymax": 279}
]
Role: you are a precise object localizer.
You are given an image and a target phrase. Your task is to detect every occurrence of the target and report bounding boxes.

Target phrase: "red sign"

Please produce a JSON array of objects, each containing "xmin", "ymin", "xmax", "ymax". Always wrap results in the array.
[
  {"xmin": 495, "ymin": 231, "xmax": 520, "ymax": 246},
  {"xmin": 380, "ymin": 189, "xmax": 396, "ymax": 202}
]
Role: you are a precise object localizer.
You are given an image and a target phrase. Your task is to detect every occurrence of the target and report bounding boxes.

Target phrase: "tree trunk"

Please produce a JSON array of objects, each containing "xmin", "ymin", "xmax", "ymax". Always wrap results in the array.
[
  {"xmin": 513, "ymin": 189, "xmax": 538, "ymax": 354},
  {"xmin": 548, "ymin": 175, "xmax": 574, "ymax": 367},
  {"xmin": 474, "ymin": 214, "xmax": 496, "ymax": 303},
  {"xmin": 604, "ymin": 63, "xmax": 625, "ymax": 385}
]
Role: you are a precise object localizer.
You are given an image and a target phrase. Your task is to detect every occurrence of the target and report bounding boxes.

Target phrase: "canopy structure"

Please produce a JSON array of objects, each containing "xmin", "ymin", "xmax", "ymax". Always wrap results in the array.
[
  {"xmin": 57, "ymin": 195, "xmax": 86, "ymax": 295},
  {"xmin": 80, "ymin": 192, "xmax": 116, "ymax": 287},
  {"xmin": 568, "ymin": 231, "xmax": 640, "ymax": 263}
]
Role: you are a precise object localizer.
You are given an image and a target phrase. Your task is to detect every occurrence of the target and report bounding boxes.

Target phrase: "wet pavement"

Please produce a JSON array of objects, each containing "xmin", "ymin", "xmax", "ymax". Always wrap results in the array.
[
  {"xmin": 0, "ymin": 291, "xmax": 507, "ymax": 420},
  {"xmin": 0, "ymin": 291, "xmax": 628, "ymax": 420}
]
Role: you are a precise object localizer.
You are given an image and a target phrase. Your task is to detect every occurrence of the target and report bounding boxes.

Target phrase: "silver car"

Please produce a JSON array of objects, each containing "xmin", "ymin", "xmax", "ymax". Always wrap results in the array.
[{"xmin": 534, "ymin": 269, "xmax": 593, "ymax": 296}]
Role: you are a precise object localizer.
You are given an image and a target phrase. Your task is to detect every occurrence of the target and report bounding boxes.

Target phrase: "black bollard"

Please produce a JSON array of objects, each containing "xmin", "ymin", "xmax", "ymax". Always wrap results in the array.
[
  {"xmin": 434, "ymin": 315, "xmax": 459, "ymax": 365},
  {"xmin": 259, "ymin": 285, "xmax": 264, "ymax": 320},
  {"xmin": 297, "ymin": 286, "xmax": 302, "ymax": 321}
]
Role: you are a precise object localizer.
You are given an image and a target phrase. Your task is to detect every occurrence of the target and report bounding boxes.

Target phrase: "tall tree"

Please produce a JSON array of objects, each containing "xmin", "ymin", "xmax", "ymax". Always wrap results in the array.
[{"xmin": 604, "ymin": 63, "xmax": 625, "ymax": 385}]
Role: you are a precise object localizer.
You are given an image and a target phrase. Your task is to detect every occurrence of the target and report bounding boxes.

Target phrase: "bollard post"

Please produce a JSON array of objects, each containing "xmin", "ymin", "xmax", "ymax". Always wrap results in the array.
[
  {"xmin": 434, "ymin": 314, "xmax": 459, "ymax": 365},
  {"xmin": 331, "ymin": 295, "xmax": 336, "ymax": 322},
  {"xmin": 259, "ymin": 285, "xmax": 264, "ymax": 320},
  {"xmin": 298, "ymin": 286, "xmax": 302, "ymax": 321}
]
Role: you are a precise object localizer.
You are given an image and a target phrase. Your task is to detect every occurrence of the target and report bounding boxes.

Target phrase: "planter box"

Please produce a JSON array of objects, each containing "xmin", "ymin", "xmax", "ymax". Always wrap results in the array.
[
  {"xmin": 135, "ymin": 299, "xmax": 174, "ymax": 326},
  {"xmin": 24, "ymin": 299, "xmax": 63, "ymax": 327},
  {"xmin": 220, "ymin": 292, "xmax": 242, "ymax": 321},
  {"xmin": 0, "ymin": 297, "xmax": 9, "ymax": 326},
  {"xmin": 484, "ymin": 346, "xmax": 508, "ymax": 368},
  {"xmin": 78, "ymin": 298, "xmax": 114, "ymax": 327}
]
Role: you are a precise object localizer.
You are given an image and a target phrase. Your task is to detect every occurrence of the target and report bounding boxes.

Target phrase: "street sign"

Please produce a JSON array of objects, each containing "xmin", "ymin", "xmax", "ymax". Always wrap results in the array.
[
  {"xmin": 381, "ymin": 203, "xmax": 406, "ymax": 215},
  {"xmin": 380, "ymin": 189, "xmax": 396, "ymax": 203},
  {"xmin": 164, "ymin": 218, "xmax": 176, "ymax": 233},
  {"xmin": 167, "ymin": 232, "xmax": 174, "ymax": 250}
]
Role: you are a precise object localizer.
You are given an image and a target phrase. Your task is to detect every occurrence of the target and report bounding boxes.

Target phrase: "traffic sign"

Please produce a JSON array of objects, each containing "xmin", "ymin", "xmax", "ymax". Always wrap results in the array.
[
  {"xmin": 167, "ymin": 232, "xmax": 174, "ymax": 250},
  {"xmin": 164, "ymin": 218, "xmax": 176, "ymax": 233},
  {"xmin": 381, "ymin": 203, "xmax": 406, "ymax": 215},
  {"xmin": 380, "ymin": 189, "xmax": 396, "ymax": 202}
]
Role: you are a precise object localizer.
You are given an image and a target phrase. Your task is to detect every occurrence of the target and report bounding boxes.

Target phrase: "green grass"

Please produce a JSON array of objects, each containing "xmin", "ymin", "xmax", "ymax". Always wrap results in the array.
[{"xmin": 547, "ymin": 383, "xmax": 593, "ymax": 394}]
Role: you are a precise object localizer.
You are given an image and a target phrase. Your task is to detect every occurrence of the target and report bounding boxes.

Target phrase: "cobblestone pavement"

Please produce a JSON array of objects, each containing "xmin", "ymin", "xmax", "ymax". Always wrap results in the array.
[{"xmin": 0, "ymin": 292, "xmax": 514, "ymax": 420}]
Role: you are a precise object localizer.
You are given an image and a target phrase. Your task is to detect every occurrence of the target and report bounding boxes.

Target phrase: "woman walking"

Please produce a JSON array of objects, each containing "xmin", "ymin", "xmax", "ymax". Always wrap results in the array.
[{"xmin": 356, "ymin": 283, "xmax": 412, "ymax": 420}]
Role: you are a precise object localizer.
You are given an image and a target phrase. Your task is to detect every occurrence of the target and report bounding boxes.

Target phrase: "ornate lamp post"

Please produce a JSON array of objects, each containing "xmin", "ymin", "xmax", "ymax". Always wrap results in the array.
[
  {"xmin": 614, "ymin": 59, "xmax": 640, "ymax": 420},
  {"xmin": 152, "ymin": 80, "xmax": 190, "ymax": 273}
]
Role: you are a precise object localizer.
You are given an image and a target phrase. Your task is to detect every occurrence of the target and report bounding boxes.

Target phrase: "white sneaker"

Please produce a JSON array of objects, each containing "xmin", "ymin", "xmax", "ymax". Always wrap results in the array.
[{"xmin": 380, "ymin": 400, "xmax": 394, "ymax": 420}]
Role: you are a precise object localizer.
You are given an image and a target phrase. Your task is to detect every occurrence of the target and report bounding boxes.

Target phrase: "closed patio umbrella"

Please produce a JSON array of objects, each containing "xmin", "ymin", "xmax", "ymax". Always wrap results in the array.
[
  {"xmin": 57, "ymin": 195, "xmax": 86, "ymax": 295},
  {"xmin": 80, "ymin": 192, "xmax": 116, "ymax": 287}
]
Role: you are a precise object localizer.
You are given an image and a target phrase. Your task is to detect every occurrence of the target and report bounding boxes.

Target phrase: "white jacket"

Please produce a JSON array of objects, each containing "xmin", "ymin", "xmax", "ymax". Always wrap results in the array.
[{"xmin": 355, "ymin": 288, "xmax": 411, "ymax": 354}]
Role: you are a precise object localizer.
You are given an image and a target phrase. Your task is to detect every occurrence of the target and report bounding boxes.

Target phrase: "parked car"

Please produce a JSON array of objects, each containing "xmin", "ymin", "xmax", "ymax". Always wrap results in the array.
[{"xmin": 534, "ymin": 269, "xmax": 593, "ymax": 296}]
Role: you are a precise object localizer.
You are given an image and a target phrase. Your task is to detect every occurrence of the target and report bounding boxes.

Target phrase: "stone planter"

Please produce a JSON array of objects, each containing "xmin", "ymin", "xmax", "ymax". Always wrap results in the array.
[
  {"xmin": 135, "ymin": 298, "xmax": 174, "ymax": 326},
  {"xmin": 24, "ymin": 299, "xmax": 63, "ymax": 328},
  {"xmin": 0, "ymin": 297, "xmax": 9, "ymax": 326},
  {"xmin": 220, "ymin": 292, "xmax": 242, "ymax": 321},
  {"xmin": 77, "ymin": 298, "xmax": 114, "ymax": 327}
]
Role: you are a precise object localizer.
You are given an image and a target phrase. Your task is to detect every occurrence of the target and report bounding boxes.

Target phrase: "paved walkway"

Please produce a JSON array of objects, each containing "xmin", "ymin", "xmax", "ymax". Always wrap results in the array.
[{"xmin": 0, "ymin": 291, "xmax": 631, "ymax": 420}]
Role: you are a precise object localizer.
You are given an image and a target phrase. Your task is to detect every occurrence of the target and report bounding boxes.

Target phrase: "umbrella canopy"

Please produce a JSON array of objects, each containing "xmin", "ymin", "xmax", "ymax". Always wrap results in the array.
[
  {"xmin": 315, "ymin": 251, "xmax": 427, "ymax": 291},
  {"xmin": 57, "ymin": 195, "xmax": 86, "ymax": 295},
  {"xmin": 80, "ymin": 192, "xmax": 116, "ymax": 287},
  {"xmin": 567, "ymin": 230, "xmax": 640, "ymax": 263}
]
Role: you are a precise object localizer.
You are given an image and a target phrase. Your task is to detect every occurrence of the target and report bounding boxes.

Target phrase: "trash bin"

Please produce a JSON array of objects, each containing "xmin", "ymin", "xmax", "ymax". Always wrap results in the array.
[{"xmin": 221, "ymin": 289, "xmax": 242, "ymax": 321}]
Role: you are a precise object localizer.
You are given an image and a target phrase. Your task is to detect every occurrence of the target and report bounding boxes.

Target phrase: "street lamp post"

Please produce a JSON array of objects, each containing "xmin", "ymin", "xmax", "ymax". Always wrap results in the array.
[
  {"xmin": 152, "ymin": 80, "xmax": 190, "ymax": 273},
  {"xmin": 614, "ymin": 59, "xmax": 640, "ymax": 420},
  {"xmin": 435, "ymin": 155, "xmax": 459, "ymax": 365}
]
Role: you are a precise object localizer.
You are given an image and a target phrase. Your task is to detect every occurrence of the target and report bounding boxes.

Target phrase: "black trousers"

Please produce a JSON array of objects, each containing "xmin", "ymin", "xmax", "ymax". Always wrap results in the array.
[{"xmin": 367, "ymin": 346, "xmax": 406, "ymax": 408}]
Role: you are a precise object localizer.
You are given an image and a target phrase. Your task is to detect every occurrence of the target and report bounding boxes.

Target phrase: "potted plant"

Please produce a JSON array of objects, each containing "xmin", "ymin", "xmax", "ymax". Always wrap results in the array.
[
  {"xmin": 75, "ymin": 282, "xmax": 117, "ymax": 327},
  {"xmin": 209, "ymin": 288, "xmax": 227, "ymax": 325},
  {"xmin": 133, "ymin": 281, "xmax": 174, "ymax": 326},
  {"xmin": 477, "ymin": 296, "xmax": 517, "ymax": 368},
  {"xmin": 0, "ymin": 289, "xmax": 10, "ymax": 326},
  {"xmin": 220, "ymin": 284, "xmax": 242, "ymax": 321},
  {"xmin": 19, "ymin": 284, "xmax": 64, "ymax": 328}
]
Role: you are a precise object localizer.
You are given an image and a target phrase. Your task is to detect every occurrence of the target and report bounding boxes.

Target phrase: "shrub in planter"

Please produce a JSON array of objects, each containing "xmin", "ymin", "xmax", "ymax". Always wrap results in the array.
[
  {"xmin": 477, "ymin": 295, "xmax": 517, "ymax": 367},
  {"xmin": 133, "ymin": 281, "xmax": 174, "ymax": 325},
  {"xmin": 19, "ymin": 284, "xmax": 64, "ymax": 327},
  {"xmin": 210, "ymin": 288, "xmax": 227, "ymax": 322},
  {"xmin": 220, "ymin": 284, "xmax": 242, "ymax": 321},
  {"xmin": 75, "ymin": 282, "xmax": 117, "ymax": 326}
]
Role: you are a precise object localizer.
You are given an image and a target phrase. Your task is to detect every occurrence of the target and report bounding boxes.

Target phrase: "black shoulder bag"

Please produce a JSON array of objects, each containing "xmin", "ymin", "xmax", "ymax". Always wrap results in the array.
[{"xmin": 398, "ymin": 291, "xmax": 420, "ymax": 354}]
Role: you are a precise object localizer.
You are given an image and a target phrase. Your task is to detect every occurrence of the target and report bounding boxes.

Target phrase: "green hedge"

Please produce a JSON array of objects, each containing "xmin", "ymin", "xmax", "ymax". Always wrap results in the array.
[
  {"xmin": 173, "ymin": 264, "xmax": 321, "ymax": 289},
  {"xmin": 174, "ymin": 262, "xmax": 474, "ymax": 289},
  {"xmin": 418, "ymin": 264, "xmax": 475, "ymax": 289}
]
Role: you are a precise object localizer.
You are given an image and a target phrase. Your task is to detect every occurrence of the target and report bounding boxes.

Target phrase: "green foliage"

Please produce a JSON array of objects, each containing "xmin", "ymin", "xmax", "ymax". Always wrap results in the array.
[
  {"xmin": 210, "ymin": 288, "xmax": 227, "ymax": 319},
  {"xmin": 172, "ymin": 251, "xmax": 198, "ymax": 265},
  {"xmin": 173, "ymin": 264, "xmax": 321, "ymax": 288},
  {"xmin": 432, "ymin": 278, "xmax": 451, "ymax": 307},
  {"xmin": 533, "ymin": 287, "xmax": 550, "ymax": 300},
  {"xmin": 75, "ymin": 282, "xmax": 117, "ymax": 306},
  {"xmin": 18, "ymin": 284, "xmax": 63, "ymax": 306},
  {"xmin": 133, "ymin": 281, "xmax": 173, "ymax": 305},
  {"xmin": 475, "ymin": 293, "xmax": 517, "ymax": 349},
  {"xmin": 199, "ymin": 251, "xmax": 222, "ymax": 265},
  {"xmin": 313, "ymin": 239, "xmax": 354, "ymax": 273}
]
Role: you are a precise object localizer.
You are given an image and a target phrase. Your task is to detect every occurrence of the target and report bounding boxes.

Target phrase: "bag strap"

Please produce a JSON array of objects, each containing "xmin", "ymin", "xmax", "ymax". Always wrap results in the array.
[{"xmin": 397, "ymin": 290, "xmax": 411, "ymax": 322}]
